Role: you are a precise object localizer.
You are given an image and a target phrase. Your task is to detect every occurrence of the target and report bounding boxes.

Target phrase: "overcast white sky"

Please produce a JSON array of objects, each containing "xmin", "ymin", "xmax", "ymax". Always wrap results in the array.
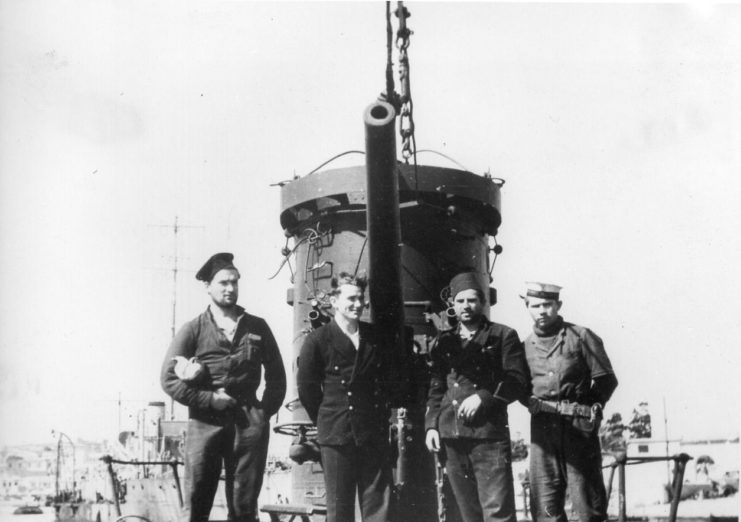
[{"xmin": 1, "ymin": 2, "xmax": 740, "ymax": 450}]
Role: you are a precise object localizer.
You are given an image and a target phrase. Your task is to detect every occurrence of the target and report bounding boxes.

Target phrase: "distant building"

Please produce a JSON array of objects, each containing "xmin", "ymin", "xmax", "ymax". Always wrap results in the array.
[
  {"xmin": 0, "ymin": 440, "xmax": 109, "ymax": 501},
  {"xmin": 626, "ymin": 437, "xmax": 680, "ymax": 458},
  {"xmin": 0, "ymin": 446, "xmax": 56, "ymax": 499}
]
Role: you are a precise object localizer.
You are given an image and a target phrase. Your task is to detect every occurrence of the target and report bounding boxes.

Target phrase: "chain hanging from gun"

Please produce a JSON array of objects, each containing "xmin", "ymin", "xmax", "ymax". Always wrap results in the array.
[{"xmin": 383, "ymin": 1, "xmax": 417, "ymax": 165}]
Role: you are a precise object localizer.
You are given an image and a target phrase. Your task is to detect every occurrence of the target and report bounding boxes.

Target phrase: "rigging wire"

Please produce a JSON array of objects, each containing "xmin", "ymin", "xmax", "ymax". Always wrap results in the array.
[
  {"xmin": 305, "ymin": 150, "xmax": 365, "ymax": 177},
  {"xmin": 414, "ymin": 149, "xmax": 472, "ymax": 173}
]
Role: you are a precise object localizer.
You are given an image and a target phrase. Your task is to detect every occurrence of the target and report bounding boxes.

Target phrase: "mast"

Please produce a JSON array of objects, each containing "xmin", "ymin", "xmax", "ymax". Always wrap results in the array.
[
  {"xmin": 663, "ymin": 396, "xmax": 671, "ymax": 484},
  {"xmin": 150, "ymin": 216, "xmax": 203, "ymax": 419},
  {"xmin": 170, "ymin": 216, "xmax": 179, "ymax": 340}
]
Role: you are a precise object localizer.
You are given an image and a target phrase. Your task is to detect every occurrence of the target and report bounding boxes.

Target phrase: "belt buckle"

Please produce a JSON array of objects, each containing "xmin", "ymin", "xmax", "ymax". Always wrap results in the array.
[{"xmin": 558, "ymin": 401, "xmax": 575, "ymax": 416}]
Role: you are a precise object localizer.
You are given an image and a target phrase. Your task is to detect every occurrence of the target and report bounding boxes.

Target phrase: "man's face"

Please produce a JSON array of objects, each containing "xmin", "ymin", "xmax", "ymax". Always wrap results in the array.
[
  {"xmin": 207, "ymin": 268, "xmax": 240, "ymax": 308},
  {"xmin": 526, "ymin": 296, "xmax": 562, "ymax": 329},
  {"xmin": 453, "ymin": 289, "xmax": 484, "ymax": 326},
  {"xmin": 331, "ymin": 284, "xmax": 366, "ymax": 324}
]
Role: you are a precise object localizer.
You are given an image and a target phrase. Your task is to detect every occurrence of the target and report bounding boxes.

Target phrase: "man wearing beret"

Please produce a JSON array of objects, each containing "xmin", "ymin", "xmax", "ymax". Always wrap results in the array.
[
  {"xmin": 161, "ymin": 253, "xmax": 286, "ymax": 522},
  {"xmin": 425, "ymin": 272, "xmax": 529, "ymax": 522},
  {"xmin": 520, "ymin": 282, "xmax": 618, "ymax": 522},
  {"xmin": 297, "ymin": 272, "xmax": 394, "ymax": 522}
]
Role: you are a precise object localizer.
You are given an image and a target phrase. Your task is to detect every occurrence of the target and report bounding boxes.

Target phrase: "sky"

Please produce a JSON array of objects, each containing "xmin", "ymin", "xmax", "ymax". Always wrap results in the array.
[{"xmin": 1, "ymin": 1, "xmax": 740, "ymax": 451}]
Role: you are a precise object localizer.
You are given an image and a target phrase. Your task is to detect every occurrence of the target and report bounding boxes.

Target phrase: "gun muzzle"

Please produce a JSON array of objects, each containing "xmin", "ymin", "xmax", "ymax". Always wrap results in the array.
[
  {"xmin": 445, "ymin": 307, "xmax": 458, "ymax": 328},
  {"xmin": 308, "ymin": 310, "xmax": 325, "ymax": 330}
]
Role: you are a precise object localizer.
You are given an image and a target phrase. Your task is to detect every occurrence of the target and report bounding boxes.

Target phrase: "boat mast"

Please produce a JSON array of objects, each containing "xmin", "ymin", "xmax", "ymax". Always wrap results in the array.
[
  {"xmin": 663, "ymin": 396, "xmax": 671, "ymax": 484},
  {"xmin": 151, "ymin": 215, "xmax": 203, "ymax": 419}
]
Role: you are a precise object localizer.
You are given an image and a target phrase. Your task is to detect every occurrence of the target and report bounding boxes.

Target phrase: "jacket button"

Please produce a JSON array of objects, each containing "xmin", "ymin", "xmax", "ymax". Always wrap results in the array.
[
  {"xmin": 347, "ymin": 391, "xmax": 353, "ymax": 396},
  {"xmin": 453, "ymin": 383, "xmax": 459, "ymax": 387},
  {"xmin": 548, "ymin": 371, "xmax": 554, "ymax": 376},
  {"xmin": 334, "ymin": 366, "xmax": 339, "ymax": 371},
  {"xmin": 341, "ymin": 380, "xmax": 346, "ymax": 385},
  {"xmin": 349, "ymin": 406, "xmax": 354, "ymax": 411}
]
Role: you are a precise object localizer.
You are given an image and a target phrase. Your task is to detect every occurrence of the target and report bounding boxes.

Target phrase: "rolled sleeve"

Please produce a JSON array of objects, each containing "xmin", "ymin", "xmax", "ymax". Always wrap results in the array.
[
  {"xmin": 579, "ymin": 327, "xmax": 618, "ymax": 404},
  {"xmin": 580, "ymin": 328, "xmax": 615, "ymax": 378}
]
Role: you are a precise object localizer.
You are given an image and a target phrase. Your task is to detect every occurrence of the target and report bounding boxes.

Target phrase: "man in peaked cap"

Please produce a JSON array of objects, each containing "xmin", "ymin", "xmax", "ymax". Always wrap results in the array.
[
  {"xmin": 161, "ymin": 253, "xmax": 286, "ymax": 522},
  {"xmin": 424, "ymin": 271, "xmax": 529, "ymax": 522},
  {"xmin": 520, "ymin": 282, "xmax": 618, "ymax": 522}
]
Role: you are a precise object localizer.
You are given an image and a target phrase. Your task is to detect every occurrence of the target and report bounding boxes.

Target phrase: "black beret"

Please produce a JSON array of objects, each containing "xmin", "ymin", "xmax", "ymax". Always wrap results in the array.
[
  {"xmin": 195, "ymin": 253, "xmax": 238, "ymax": 282},
  {"xmin": 449, "ymin": 272, "xmax": 484, "ymax": 298}
]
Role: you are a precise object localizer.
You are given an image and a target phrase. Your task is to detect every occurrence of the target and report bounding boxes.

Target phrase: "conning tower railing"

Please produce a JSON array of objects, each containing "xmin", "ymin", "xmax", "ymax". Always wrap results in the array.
[{"xmin": 604, "ymin": 452, "xmax": 693, "ymax": 522}]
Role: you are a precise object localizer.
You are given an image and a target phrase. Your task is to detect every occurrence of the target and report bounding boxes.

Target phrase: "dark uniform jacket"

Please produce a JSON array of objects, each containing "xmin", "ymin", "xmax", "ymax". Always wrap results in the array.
[
  {"xmin": 425, "ymin": 319, "xmax": 529, "ymax": 439},
  {"xmin": 523, "ymin": 320, "xmax": 617, "ymax": 407},
  {"xmin": 161, "ymin": 306, "xmax": 287, "ymax": 424},
  {"xmin": 297, "ymin": 320, "xmax": 391, "ymax": 446}
]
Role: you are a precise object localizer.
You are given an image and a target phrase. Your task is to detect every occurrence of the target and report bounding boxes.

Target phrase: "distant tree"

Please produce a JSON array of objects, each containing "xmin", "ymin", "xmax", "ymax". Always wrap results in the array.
[
  {"xmin": 511, "ymin": 434, "xmax": 528, "ymax": 461},
  {"xmin": 628, "ymin": 402, "xmax": 652, "ymax": 439},
  {"xmin": 600, "ymin": 412, "xmax": 626, "ymax": 452}
]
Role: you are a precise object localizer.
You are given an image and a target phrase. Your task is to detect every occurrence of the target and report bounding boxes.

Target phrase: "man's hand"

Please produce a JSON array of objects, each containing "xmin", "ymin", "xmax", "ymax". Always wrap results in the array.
[
  {"xmin": 425, "ymin": 429, "xmax": 441, "ymax": 453},
  {"xmin": 210, "ymin": 388, "xmax": 236, "ymax": 411},
  {"xmin": 457, "ymin": 394, "xmax": 483, "ymax": 422}
]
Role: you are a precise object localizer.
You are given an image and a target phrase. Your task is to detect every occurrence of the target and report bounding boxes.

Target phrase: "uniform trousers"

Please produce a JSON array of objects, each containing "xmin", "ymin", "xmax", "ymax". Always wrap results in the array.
[
  {"xmin": 529, "ymin": 414, "xmax": 607, "ymax": 522},
  {"xmin": 443, "ymin": 438, "xmax": 517, "ymax": 522},
  {"xmin": 183, "ymin": 407, "xmax": 269, "ymax": 522},
  {"xmin": 320, "ymin": 443, "xmax": 392, "ymax": 522}
]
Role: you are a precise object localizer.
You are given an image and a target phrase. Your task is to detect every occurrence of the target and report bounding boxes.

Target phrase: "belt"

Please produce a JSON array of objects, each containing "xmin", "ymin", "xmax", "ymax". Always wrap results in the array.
[{"xmin": 531, "ymin": 399, "xmax": 593, "ymax": 418}]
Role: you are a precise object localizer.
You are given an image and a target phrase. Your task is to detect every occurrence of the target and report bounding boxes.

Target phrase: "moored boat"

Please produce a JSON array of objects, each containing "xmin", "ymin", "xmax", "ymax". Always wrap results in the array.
[{"xmin": 13, "ymin": 505, "xmax": 43, "ymax": 515}]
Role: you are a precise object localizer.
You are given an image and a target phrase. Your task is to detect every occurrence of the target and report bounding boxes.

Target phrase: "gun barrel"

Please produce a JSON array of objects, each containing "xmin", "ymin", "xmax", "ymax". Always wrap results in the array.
[{"xmin": 363, "ymin": 101, "xmax": 405, "ymax": 347}]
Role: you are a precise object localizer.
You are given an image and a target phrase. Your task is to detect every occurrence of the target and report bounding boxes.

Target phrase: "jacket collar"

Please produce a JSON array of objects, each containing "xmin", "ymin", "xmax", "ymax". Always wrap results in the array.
[
  {"xmin": 327, "ymin": 319, "xmax": 361, "ymax": 364},
  {"xmin": 529, "ymin": 322, "xmax": 567, "ymax": 357},
  {"xmin": 327, "ymin": 320, "xmax": 375, "ymax": 381},
  {"xmin": 205, "ymin": 304, "xmax": 246, "ymax": 321},
  {"xmin": 454, "ymin": 316, "xmax": 491, "ymax": 343}
]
